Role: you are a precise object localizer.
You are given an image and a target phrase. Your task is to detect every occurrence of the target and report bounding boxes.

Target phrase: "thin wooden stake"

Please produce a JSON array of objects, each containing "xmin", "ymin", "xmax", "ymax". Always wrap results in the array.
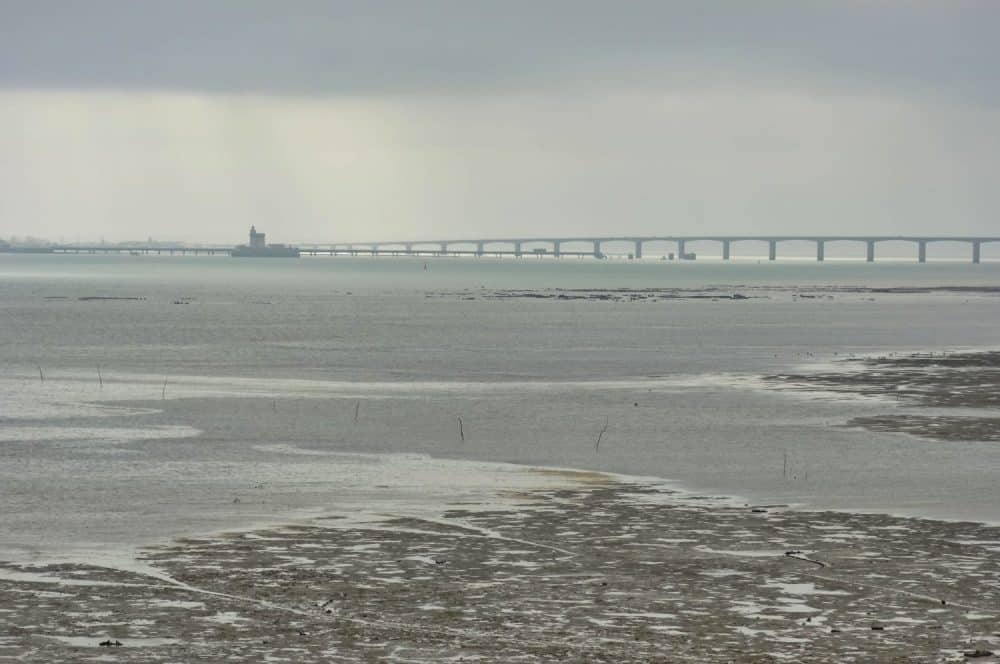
[
  {"xmin": 162, "ymin": 377, "xmax": 167, "ymax": 400},
  {"xmin": 37, "ymin": 365, "xmax": 44, "ymax": 382},
  {"xmin": 97, "ymin": 366, "xmax": 103, "ymax": 389},
  {"xmin": 595, "ymin": 416, "xmax": 609, "ymax": 452},
  {"xmin": 353, "ymin": 401, "xmax": 360, "ymax": 424},
  {"xmin": 457, "ymin": 417, "xmax": 465, "ymax": 441}
]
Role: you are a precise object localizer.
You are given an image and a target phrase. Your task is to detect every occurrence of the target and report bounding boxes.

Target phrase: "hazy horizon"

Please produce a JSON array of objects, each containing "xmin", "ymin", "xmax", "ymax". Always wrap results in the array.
[{"xmin": 2, "ymin": 1, "xmax": 998, "ymax": 243}]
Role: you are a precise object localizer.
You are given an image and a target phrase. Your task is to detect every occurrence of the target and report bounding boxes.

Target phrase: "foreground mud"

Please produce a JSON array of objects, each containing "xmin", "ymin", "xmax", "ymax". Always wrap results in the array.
[
  {"xmin": 1, "ymin": 478, "xmax": 998, "ymax": 662},
  {"xmin": 767, "ymin": 350, "xmax": 1000, "ymax": 441}
]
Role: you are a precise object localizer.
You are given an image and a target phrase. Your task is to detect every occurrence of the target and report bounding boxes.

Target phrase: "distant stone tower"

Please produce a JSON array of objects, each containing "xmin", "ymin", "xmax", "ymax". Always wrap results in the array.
[{"xmin": 249, "ymin": 225, "xmax": 266, "ymax": 248}]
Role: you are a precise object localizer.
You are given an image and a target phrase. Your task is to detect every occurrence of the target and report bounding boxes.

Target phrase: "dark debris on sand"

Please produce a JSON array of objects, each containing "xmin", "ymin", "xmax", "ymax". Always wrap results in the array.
[{"xmin": 2, "ymin": 482, "xmax": 999, "ymax": 662}]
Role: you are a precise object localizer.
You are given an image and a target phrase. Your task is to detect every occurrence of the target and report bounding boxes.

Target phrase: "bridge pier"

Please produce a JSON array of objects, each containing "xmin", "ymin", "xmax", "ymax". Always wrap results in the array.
[
  {"xmin": 592, "ymin": 240, "xmax": 602, "ymax": 258},
  {"xmin": 866, "ymin": 241, "xmax": 875, "ymax": 263},
  {"xmin": 677, "ymin": 240, "xmax": 686, "ymax": 259},
  {"xmin": 918, "ymin": 240, "xmax": 926, "ymax": 263},
  {"xmin": 405, "ymin": 243, "xmax": 413, "ymax": 254},
  {"xmin": 816, "ymin": 240, "xmax": 825, "ymax": 262},
  {"xmin": 553, "ymin": 241, "xmax": 561, "ymax": 258},
  {"xmin": 514, "ymin": 241, "xmax": 523, "ymax": 258},
  {"xmin": 439, "ymin": 243, "xmax": 447, "ymax": 256},
  {"xmin": 476, "ymin": 242, "xmax": 484, "ymax": 257},
  {"xmin": 634, "ymin": 240, "xmax": 642, "ymax": 259},
  {"xmin": 973, "ymin": 240, "xmax": 981, "ymax": 264},
  {"xmin": 722, "ymin": 240, "xmax": 730, "ymax": 261},
  {"xmin": 768, "ymin": 240, "xmax": 776, "ymax": 261}
]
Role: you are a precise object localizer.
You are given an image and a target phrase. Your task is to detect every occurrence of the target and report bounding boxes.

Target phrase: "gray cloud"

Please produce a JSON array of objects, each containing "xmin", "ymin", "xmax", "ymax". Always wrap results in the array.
[
  {"xmin": 1, "ymin": 1, "xmax": 997, "ymax": 103},
  {"xmin": 1, "ymin": 2, "xmax": 998, "ymax": 243}
]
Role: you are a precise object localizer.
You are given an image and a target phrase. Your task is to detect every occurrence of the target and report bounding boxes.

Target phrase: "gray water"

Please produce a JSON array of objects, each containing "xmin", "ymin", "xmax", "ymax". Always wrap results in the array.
[{"xmin": 2, "ymin": 254, "xmax": 999, "ymax": 560}]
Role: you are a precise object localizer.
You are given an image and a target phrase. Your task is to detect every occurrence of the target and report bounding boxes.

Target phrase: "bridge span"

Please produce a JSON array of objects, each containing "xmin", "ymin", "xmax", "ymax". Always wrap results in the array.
[
  {"xmin": 303, "ymin": 236, "xmax": 999, "ymax": 263},
  {"xmin": 4, "ymin": 236, "xmax": 998, "ymax": 263}
]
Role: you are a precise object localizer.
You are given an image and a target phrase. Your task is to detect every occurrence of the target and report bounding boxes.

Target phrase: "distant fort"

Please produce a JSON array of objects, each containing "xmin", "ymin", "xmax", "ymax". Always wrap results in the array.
[
  {"xmin": 2, "ymin": 231, "xmax": 998, "ymax": 263},
  {"xmin": 231, "ymin": 226, "xmax": 300, "ymax": 258}
]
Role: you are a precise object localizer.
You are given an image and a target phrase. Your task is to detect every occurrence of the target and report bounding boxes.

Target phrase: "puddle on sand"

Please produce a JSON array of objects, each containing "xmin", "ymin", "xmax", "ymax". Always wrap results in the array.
[{"xmin": 39, "ymin": 635, "xmax": 180, "ymax": 648}]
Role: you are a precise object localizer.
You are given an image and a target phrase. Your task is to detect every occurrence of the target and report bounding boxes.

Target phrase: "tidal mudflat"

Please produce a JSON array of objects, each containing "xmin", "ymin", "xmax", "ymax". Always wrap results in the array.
[
  {"xmin": 2, "ymin": 474, "xmax": 998, "ymax": 662},
  {"xmin": 767, "ymin": 350, "xmax": 1000, "ymax": 442},
  {"xmin": 430, "ymin": 284, "xmax": 1000, "ymax": 305},
  {"xmin": 4, "ymin": 259, "xmax": 1000, "ymax": 661}
]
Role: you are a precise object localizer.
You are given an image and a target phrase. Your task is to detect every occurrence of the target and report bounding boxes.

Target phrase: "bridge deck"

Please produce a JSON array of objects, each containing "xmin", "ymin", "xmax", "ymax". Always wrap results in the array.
[{"xmin": 2, "ymin": 235, "xmax": 996, "ymax": 263}]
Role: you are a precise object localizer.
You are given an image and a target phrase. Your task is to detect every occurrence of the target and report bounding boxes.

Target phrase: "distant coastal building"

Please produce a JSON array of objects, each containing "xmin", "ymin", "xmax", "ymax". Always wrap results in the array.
[
  {"xmin": 232, "ymin": 226, "xmax": 300, "ymax": 258},
  {"xmin": 249, "ymin": 225, "xmax": 266, "ymax": 248}
]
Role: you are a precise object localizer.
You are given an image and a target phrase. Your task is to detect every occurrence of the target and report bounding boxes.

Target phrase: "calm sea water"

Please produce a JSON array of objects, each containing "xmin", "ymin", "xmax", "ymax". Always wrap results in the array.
[{"xmin": 2, "ymin": 254, "xmax": 999, "ymax": 560}]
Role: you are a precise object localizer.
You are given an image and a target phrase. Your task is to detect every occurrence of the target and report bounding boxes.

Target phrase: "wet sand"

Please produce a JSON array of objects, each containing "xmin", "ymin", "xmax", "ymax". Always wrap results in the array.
[
  {"xmin": 1, "ymin": 477, "xmax": 998, "ymax": 662},
  {"xmin": 767, "ymin": 350, "xmax": 1000, "ymax": 441},
  {"xmin": 431, "ymin": 284, "xmax": 1000, "ymax": 305}
]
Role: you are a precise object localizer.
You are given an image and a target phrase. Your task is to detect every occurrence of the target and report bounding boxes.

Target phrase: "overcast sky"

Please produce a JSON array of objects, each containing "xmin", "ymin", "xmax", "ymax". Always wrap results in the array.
[{"xmin": 1, "ymin": 1, "xmax": 998, "ymax": 243}]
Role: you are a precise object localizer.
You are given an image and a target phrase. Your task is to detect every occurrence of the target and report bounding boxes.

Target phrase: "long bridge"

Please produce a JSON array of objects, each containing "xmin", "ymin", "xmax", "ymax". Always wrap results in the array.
[
  {"xmin": 3, "ymin": 235, "xmax": 998, "ymax": 263},
  {"xmin": 304, "ymin": 235, "xmax": 998, "ymax": 263}
]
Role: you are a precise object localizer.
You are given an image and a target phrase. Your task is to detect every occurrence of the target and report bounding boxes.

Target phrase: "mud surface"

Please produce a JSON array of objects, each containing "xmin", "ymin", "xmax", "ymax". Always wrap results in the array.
[
  {"xmin": 430, "ymin": 285, "xmax": 1000, "ymax": 304},
  {"xmin": 768, "ymin": 351, "xmax": 1000, "ymax": 441},
  {"xmin": 847, "ymin": 416, "xmax": 1000, "ymax": 442},
  {"xmin": 2, "ymin": 480, "xmax": 998, "ymax": 662},
  {"xmin": 431, "ymin": 287, "xmax": 761, "ymax": 302}
]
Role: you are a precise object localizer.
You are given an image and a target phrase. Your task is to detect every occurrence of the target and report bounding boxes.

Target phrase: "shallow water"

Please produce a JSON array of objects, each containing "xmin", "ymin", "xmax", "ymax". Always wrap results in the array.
[{"xmin": 2, "ymin": 253, "xmax": 999, "ymax": 559}]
